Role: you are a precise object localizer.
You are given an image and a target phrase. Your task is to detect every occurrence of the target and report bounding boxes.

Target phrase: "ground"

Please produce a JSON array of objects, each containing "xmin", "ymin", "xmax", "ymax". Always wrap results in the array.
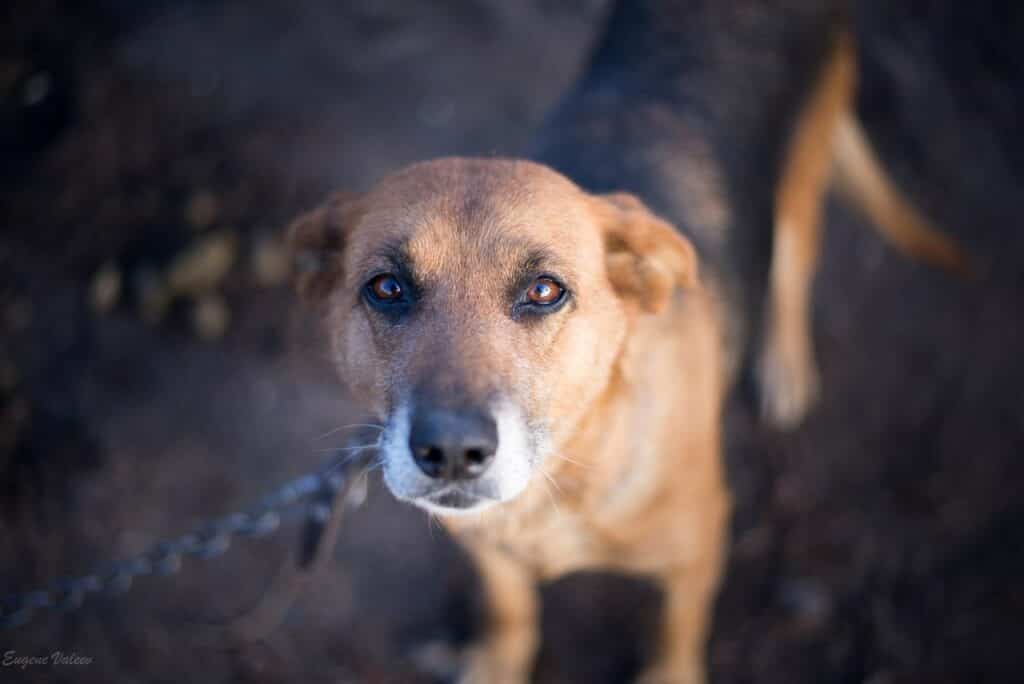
[{"xmin": 1, "ymin": 1, "xmax": 1023, "ymax": 683}]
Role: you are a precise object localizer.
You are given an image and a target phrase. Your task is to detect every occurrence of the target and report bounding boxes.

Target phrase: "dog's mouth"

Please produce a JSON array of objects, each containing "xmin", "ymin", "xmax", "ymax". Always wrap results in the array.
[{"xmin": 414, "ymin": 484, "xmax": 500, "ymax": 516}]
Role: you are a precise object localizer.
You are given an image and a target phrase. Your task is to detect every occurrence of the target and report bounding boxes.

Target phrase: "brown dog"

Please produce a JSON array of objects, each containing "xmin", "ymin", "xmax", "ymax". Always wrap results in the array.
[{"xmin": 287, "ymin": 3, "xmax": 967, "ymax": 682}]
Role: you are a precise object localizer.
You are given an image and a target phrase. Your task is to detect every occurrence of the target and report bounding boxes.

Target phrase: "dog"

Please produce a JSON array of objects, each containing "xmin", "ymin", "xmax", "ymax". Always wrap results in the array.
[{"xmin": 287, "ymin": 2, "xmax": 968, "ymax": 682}]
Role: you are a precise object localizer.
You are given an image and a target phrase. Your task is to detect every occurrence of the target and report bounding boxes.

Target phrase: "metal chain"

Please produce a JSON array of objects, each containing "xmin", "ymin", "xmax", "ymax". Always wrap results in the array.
[{"xmin": 1, "ymin": 452, "xmax": 371, "ymax": 630}]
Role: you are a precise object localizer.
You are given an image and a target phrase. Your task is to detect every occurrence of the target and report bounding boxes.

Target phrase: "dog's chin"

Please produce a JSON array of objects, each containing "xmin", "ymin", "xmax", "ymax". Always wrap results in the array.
[{"xmin": 411, "ymin": 487, "xmax": 501, "ymax": 517}]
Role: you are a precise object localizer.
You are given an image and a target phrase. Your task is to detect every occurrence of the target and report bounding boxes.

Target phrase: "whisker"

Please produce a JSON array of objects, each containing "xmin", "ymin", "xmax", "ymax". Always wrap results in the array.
[
  {"xmin": 541, "ymin": 471, "xmax": 562, "ymax": 517},
  {"xmin": 315, "ymin": 442, "xmax": 379, "ymax": 455},
  {"xmin": 426, "ymin": 511, "xmax": 441, "ymax": 539},
  {"xmin": 543, "ymin": 469, "xmax": 565, "ymax": 497},
  {"xmin": 357, "ymin": 454, "xmax": 381, "ymax": 472},
  {"xmin": 321, "ymin": 443, "xmax": 382, "ymax": 473},
  {"xmin": 354, "ymin": 454, "xmax": 385, "ymax": 475},
  {"xmin": 555, "ymin": 453, "xmax": 588, "ymax": 469},
  {"xmin": 314, "ymin": 423, "xmax": 385, "ymax": 441}
]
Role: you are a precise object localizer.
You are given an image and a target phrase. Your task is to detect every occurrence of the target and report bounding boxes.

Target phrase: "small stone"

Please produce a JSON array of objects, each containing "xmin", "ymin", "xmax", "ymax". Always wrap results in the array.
[
  {"xmin": 409, "ymin": 640, "xmax": 462, "ymax": 680},
  {"xmin": 251, "ymin": 237, "xmax": 289, "ymax": 287},
  {"xmin": 184, "ymin": 190, "xmax": 220, "ymax": 230},
  {"xmin": 22, "ymin": 72, "xmax": 51, "ymax": 107},
  {"xmin": 192, "ymin": 293, "xmax": 230, "ymax": 340},
  {"xmin": 778, "ymin": 577, "xmax": 832, "ymax": 632},
  {"xmin": 166, "ymin": 231, "xmax": 238, "ymax": 296},
  {"xmin": 90, "ymin": 261, "xmax": 122, "ymax": 314}
]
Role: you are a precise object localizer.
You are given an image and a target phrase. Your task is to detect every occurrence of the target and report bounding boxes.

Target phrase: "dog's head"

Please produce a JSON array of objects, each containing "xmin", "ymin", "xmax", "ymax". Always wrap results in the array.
[{"xmin": 288, "ymin": 158, "xmax": 698, "ymax": 516}]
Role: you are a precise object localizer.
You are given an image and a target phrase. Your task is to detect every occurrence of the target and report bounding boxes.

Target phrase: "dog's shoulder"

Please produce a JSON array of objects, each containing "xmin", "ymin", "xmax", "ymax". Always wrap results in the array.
[{"xmin": 531, "ymin": 0, "xmax": 845, "ymax": 370}]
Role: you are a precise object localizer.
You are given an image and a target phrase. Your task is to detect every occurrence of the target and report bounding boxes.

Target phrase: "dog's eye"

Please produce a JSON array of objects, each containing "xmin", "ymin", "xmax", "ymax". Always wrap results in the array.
[
  {"xmin": 366, "ymin": 274, "xmax": 403, "ymax": 302},
  {"xmin": 512, "ymin": 275, "xmax": 569, "ymax": 320},
  {"xmin": 525, "ymin": 277, "xmax": 564, "ymax": 306}
]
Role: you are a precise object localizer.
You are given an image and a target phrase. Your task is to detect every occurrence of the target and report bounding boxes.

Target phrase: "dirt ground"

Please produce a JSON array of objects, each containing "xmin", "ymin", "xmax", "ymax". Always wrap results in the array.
[{"xmin": 2, "ymin": 1, "xmax": 1023, "ymax": 682}]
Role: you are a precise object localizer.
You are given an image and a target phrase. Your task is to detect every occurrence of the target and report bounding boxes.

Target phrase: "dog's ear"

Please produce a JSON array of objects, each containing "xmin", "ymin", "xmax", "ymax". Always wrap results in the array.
[
  {"xmin": 591, "ymin": 192, "xmax": 699, "ymax": 314},
  {"xmin": 286, "ymin": 191, "xmax": 362, "ymax": 300}
]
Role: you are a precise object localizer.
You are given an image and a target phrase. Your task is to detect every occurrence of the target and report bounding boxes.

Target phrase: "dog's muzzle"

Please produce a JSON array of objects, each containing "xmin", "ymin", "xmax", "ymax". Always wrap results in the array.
[{"xmin": 380, "ymin": 399, "xmax": 536, "ymax": 515}]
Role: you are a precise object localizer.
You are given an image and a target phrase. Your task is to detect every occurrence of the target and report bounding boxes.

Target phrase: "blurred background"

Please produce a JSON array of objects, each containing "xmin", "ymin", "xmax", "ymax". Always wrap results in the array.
[{"xmin": 1, "ymin": 1, "xmax": 1023, "ymax": 682}]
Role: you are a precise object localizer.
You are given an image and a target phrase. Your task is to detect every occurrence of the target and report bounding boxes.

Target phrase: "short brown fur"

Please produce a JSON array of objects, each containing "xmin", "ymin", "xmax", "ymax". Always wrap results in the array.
[
  {"xmin": 287, "ymin": 18, "xmax": 970, "ymax": 684},
  {"xmin": 289, "ymin": 157, "xmax": 726, "ymax": 682}
]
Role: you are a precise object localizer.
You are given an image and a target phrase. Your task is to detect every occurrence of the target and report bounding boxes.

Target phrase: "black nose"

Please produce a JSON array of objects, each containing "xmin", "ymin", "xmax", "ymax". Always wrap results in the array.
[{"xmin": 409, "ymin": 407, "xmax": 498, "ymax": 480}]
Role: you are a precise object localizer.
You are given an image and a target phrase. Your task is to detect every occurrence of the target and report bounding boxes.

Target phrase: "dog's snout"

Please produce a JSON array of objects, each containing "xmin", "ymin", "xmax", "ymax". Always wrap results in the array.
[{"xmin": 409, "ymin": 407, "xmax": 498, "ymax": 480}]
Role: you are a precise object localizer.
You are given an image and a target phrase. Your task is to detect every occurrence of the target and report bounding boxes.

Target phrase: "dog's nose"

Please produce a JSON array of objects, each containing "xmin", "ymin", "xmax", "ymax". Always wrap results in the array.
[{"xmin": 409, "ymin": 408, "xmax": 498, "ymax": 480}]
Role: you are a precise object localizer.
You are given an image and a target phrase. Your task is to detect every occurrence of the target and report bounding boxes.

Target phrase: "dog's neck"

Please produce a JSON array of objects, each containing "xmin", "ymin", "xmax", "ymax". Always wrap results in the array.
[{"xmin": 564, "ymin": 285, "xmax": 725, "ymax": 512}]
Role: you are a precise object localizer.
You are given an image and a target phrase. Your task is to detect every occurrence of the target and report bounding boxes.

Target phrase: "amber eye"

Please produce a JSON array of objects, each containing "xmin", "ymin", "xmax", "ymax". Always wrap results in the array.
[
  {"xmin": 526, "ymin": 277, "xmax": 564, "ymax": 306},
  {"xmin": 367, "ymin": 274, "xmax": 403, "ymax": 302}
]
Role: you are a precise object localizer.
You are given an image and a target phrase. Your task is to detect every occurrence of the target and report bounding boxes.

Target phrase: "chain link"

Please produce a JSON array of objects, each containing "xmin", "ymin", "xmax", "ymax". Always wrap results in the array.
[{"xmin": 1, "ymin": 453, "xmax": 372, "ymax": 630}]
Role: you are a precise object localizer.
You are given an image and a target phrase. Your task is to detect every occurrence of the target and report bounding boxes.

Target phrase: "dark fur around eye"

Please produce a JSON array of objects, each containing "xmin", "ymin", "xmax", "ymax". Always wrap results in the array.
[{"xmin": 363, "ymin": 273, "xmax": 414, "ymax": 318}]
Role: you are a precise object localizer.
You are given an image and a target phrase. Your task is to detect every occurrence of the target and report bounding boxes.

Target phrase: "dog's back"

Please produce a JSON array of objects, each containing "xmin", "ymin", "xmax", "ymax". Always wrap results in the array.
[{"xmin": 533, "ymin": 0, "xmax": 843, "ymax": 377}]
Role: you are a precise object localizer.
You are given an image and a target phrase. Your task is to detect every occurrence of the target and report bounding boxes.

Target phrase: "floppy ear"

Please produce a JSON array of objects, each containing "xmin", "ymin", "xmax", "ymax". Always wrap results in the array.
[
  {"xmin": 591, "ymin": 192, "xmax": 699, "ymax": 314},
  {"xmin": 285, "ymin": 191, "xmax": 362, "ymax": 300}
]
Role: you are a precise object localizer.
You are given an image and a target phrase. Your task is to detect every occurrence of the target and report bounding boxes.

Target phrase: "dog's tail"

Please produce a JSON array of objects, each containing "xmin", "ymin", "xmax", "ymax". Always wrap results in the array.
[
  {"xmin": 830, "ymin": 38, "xmax": 971, "ymax": 275},
  {"xmin": 757, "ymin": 27, "xmax": 972, "ymax": 428}
]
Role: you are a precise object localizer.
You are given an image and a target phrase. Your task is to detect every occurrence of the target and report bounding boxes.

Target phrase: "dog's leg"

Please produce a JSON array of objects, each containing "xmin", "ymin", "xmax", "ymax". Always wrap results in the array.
[
  {"xmin": 636, "ymin": 474, "xmax": 729, "ymax": 684},
  {"xmin": 636, "ymin": 546, "xmax": 726, "ymax": 684},
  {"xmin": 758, "ymin": 30, "xmax": 855, "ymax": 427},
  {"xmin": 460, "ymin": 543, "xmax": 539, "ymax": 684}
]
